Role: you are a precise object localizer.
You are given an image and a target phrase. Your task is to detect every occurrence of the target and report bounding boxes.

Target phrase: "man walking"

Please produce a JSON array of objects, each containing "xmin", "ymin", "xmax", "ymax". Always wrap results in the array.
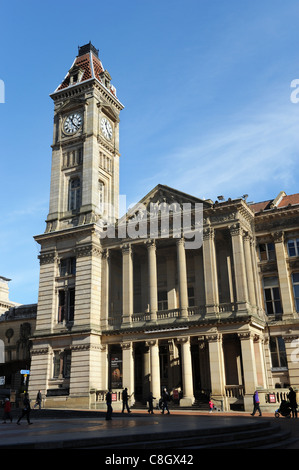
[
  {"xmin": 122, "ymin": 387, "xmax": 131, "ymax": 413},
  {"xmin": 251, "ymin": 390, "xmax": 262, "ymax": 416},
  {"xmin": 105, "ymin": 389, "xmax": 113, "ymax": 420}
]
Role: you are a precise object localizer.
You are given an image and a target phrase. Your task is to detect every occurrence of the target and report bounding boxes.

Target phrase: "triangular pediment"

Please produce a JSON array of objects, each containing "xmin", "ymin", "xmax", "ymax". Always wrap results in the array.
[
  {"xmin": 120, "ymin": 184, "xmax": 212, "ymax": 224},
  {"xmin": 55, "ymin": 97, "xmax": 87, "ymax": 115}
]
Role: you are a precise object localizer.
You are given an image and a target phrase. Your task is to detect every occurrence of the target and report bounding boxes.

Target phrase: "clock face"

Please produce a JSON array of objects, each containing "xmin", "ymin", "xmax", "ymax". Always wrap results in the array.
[
  {"xmin": 101, "ymin": 117, "xmax": 113, "ymax": 140},
  {"xmin": 63, "ymin": 113, "xmax": 82, "ymax": 134}
]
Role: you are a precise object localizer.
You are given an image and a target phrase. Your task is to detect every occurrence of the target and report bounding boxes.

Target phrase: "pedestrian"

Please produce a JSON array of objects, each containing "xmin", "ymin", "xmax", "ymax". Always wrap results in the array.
[
  {"xmin": 161, "ymin": 387, "xmax": 170, "ymax": 414},
  {"xmin": 34, "ymin": 390, "xmax": 42, "ymax": 409},
  {"xmin": 17, "ymin": 393, "xmax": 32, "ymax": 425},
  {"xmin": 2, "ymin": 398, "xmax": 13, "ymax": 423},
  {"xmin": 209, "ymin": 399, "xmax": 214, "ymax": 413},
  {"xmin": 122, "ymin": 387, "xmax": 131, "ymax": 413},
  {"xmin": 288, "ymin": 387, "xmax": 298, "ymax": 418},
  {"xmin": 105, "ymin": 389, "xmax": 113, "ymax": 420},
  {"xmin": 148, "ymin": 392, "xmax": 156, "ymax": 414},
  {"xmin": 251, "ymin": 390, "xmax": 262, "ymax": 416}
]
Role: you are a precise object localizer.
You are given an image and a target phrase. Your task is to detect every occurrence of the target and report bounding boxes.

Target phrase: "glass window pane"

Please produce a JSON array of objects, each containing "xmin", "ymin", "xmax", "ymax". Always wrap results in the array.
[{"xmin": 288, "ymin": 240, "xmax": 296, "ymax": 256}]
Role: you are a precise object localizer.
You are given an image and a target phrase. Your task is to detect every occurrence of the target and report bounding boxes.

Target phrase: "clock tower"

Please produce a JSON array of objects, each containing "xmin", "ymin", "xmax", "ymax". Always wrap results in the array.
[{"xmin": 29, "ymin": 43, "xmax": 124, "ymax": 407}]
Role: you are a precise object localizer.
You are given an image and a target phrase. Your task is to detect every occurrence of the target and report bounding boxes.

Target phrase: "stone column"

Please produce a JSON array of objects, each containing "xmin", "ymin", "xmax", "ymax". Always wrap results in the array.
[
  {"xmin": 238, "ymin": 331, "xmax": 258, "ymax": 411},
  {"xmin": 243, "ymin": 232, "xmax": 257, "ymax": 314},
  {"xmin": 121, "ymin": 342, "xmax": 135, "ymax": 405},
  {"xmin": 230, "ymin": 223, "xmax": 249, "ymax": 314},
  {"xmin": 202, "ymin": 227, "xmax": 219, "ymax": 316},
  {"xmin": 146, "ymin": 340, "xmax": 161, "ymax": 403},
  {"xmin": 207, "ymin": 333, "xmax": 226, "ymax": 409},
  {"xmin": 122, "ymin": 244, "xmax": 133, "ymax": 325},
  {"xmin": 101, "ymin": 249, "xmax": 110, "ymax": 329},
  {"xmin": 284, "ymin": 336, "xmax": 299, "ymax": 390},
  {"xmin": 176, "ymin": 238, "xmax": 189, "ymax": 318},
  {"xmin": 147, "ymin": 240, "xmax": 158, "ymax": 321},
  {"xmin": 177, "ymin": 337, "xmax": 194, "ymax": 405},
  {"xmin": 273, "ymin": 231, "xmax": 294, "ymax": 318}
]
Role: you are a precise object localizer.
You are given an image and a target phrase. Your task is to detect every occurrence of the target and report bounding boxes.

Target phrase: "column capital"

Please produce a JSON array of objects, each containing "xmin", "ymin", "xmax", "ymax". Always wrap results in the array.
[
  {"xmin": 120, "ymin": 341, "xmax": 132, "ymax": 350},
  {"xmin": 145, "ymin": 239, "xmax": 156, "ymax": 250},
  {"xmin": 271, "ymin": 230, "xmax": 284, "ymax": 244},
  {"xmin": 203, "ymin": 226, "xmax": 215, "ymax": 240},
  {"xmin": 229, "ymin": 222, "xmax": 243, "ymax": 237},
  {"xmin": 145, "ymin": 339, "xmax": 158, "ymax": 348},
  {"xmin": 121, "ymin": 243, "xmax": 132, "ymax": 254}
]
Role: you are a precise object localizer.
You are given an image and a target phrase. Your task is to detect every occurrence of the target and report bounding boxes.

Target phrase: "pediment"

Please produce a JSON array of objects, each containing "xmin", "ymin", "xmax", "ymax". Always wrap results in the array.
[
  {"xmin": 120, "ymin": 184, "xmax": 212, "ymax": 223},
  {"xmin": 55, "ymin": 97, "xmax": 87, "ymax": 115}
]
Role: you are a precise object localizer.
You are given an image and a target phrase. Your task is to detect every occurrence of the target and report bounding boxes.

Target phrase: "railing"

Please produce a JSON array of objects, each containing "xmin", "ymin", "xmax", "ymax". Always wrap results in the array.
[
  {"xmin": 106, "ymin": 302, "xmax": 237, "ymax": 328},
  {"xmin": 225, "ymin": 385, "xmax": 244, "ymax": 398}
]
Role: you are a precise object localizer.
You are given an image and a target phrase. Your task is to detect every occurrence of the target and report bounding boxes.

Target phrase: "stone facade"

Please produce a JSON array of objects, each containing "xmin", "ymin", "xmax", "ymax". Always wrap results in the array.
[{"xmin": 1, "ymin": 43, "xmax": 299, "ymax": 412}]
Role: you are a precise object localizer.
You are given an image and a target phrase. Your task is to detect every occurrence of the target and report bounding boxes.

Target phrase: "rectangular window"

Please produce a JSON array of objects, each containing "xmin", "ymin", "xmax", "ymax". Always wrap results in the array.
[
  {"xmin": 292, "ymin": 273, "xmax": 299, "ymax": 312},
  {"xmin": 59, "ymin": 257, "xmax": 76, "ymax": 277},
  {"xmin": 53, "ymin": 350, "xmax": 71, "ymax": 378},
  {"xmin": 287, "ymin": 239, "xmax": 299, "ymax": 257},
  {"xmin": 68, "ymin": 177, "xmax": 81, "ymax": 211},
  {"xmin": 188, "ymin": 286, "xmax": 195, "ymax": 306},
  {"xmin": 259, "ymin": 242, "xmax": 276, "ymax": 261},
  {"xmin": 158, "ymin": 290, "xmax": 168, "ymax": 310},
  {"xmin": 263, "ymin": 277, "xmax": 283, "ymax": 315},
  {"xmin": 58, "ymin": 288, "xmax": 75, "ymax": 323},
  {"xmin": 270, "ymin": 336, "xmax": 287, "ymax": 369}
]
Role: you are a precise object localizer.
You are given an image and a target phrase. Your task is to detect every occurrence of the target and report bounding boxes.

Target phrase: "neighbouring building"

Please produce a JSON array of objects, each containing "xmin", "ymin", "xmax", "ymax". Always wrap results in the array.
[{"xmin": 1, "ymin": 43, "xmax": 298, "ymax": 412}]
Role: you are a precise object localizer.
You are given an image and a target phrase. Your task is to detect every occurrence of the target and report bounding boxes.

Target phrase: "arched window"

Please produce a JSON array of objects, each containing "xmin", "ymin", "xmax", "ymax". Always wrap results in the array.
[{"xmin": 68, "ymin": 177, "xmax": 81, "ymax": 211}]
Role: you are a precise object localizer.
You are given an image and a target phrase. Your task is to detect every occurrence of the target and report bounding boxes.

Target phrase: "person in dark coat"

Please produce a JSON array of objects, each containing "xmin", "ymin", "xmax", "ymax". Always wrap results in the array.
[
  {"xmin": 105, "ymin": 389, "xmax": 113, "ymax": 420},
  {"xmin": 148, "ymin": 392, "xmax": 156, "ymax": 414},
  {"xmin": 251, "ymin": 390, "xmax": 262, "ymax": 416},
  {"xmin": 17, "ymin": 393, "xmax": 32, "ymax": 425},
  {"xmin": 34, "ymin": 390, "xmax": 42, "ymax": 409},
  {"xmin": 161, "ymin": 387, "xmax": 170, "ymax": 414},
  {"xmin": 122, "ymin": 387, "xmax": 131, "ymax": 413},
  {"xmin": 288, "ymin": 387, "xmax": 298, "ymax": 418}
]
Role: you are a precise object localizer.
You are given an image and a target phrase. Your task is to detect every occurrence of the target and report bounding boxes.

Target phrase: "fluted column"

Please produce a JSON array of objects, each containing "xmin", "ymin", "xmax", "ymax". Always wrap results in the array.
[
  {"xmin": 122, "ymin": 243, "xmax": 133, "ymax": 325},
  {"xmin": 176, "ymin": 238, "xmax": 189, "ymax": 318},
  {"xmin": 243, "ymin": 232, "xmax": 257, "ymax": 314},
  {"xmin": 273, "ymin": 231, "xmax": 294, "ymax": 318},
  {"xmin": 202, "ymin": 227, "xmax": 219, "ymax": 316},
  {"xmin": 206, "ymin": 333, "xmax": 226, "ymax": 408},
  {"xmin": 147, "ymin": 240, "xmax": 158, "ymax": 321},
  {"xmin": 101, "ymin": 249, "xmax": 110, "ymax": 328},
  {"xmin": 121, "ymin": 342, "xmax": 135, "ymax": 405},
  {"xmin": 177, "ymin": 336, "xmax": 194, "ymax": 405},
  {"xmin": 146, "ymin": 340, "xmax": 161, "ymax": 402},
  {"xmin": 230, "ymin": 223, "xmax": 249, "ymax": 314},
  {"xmin": 238, "ymin": 332, "xmax": 259, "ymax": 411}
]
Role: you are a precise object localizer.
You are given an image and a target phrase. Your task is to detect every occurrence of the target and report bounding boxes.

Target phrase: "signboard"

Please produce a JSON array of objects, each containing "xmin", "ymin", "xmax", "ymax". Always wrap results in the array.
[
  {"xmin": 268, "ymin": 393, "xmax": 276, "ymax": 403},
  {"xmin": 111, "ymin": 393, "xmax": 117, "ymax": 401},
  {"xmin": 110, "ymin": 355, "xmax": 122, "ymax": 389},
  {"xmin": 20, "ymin": 370, "xmax": 30, "ymax": 375}
]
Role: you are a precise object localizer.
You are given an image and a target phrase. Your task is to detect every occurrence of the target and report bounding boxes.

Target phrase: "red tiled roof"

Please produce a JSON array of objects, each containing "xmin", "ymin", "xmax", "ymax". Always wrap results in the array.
[
  {"xmin": 250, "ymin": 193, "xmax": 299, "ymax": 213},
  {"xmin": 278, "ymin": 193, "xmax": 299, "ymax": 208},
  {"xmin": 57, "ymin": 52, "xmax": 104, "ymax": 91},
  {"xmin": 249, "ymin": 200, "xmax": 272, "ymax": 213}
]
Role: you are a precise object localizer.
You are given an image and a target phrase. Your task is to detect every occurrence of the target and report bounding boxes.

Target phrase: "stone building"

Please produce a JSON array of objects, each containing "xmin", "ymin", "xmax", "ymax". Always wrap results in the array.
[{"xmin": 7, "ymin": 42, "xmax": 297, "ymax": 412}]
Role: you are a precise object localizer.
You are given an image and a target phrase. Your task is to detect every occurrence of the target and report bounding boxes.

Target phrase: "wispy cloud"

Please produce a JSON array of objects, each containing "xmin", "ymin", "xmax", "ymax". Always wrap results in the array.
[{"xmin": 143, "ymin": 100, "xmax": 299, "ymax": 202}]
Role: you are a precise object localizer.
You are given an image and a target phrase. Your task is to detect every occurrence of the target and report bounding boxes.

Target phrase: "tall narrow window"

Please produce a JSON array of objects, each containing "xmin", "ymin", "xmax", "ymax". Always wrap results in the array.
[
  {"xmin": 292, "ymin": 273, "xmax": 299, "ymax": 312},
  {"xmin": 287, "ymin": 239, "xmax": 299, "ymax": 257},
  {"xmin": 270, "ymin": 336, "xmax": 287, "ymax": 369},
  {"xmin": 99, "ymin": 180, "xmax": 104, "ymax": 213},
  {"xmin": 58, "ymin": 288, "xmax": 75, "ymax": 323},
  {"xmin": 258, "ymin": 242, "xmax": 276, "ymax": 261},
  {"xmin": 263, "ymin": 276, "xmax": 283, "ymax": 316},
  {"xmin": 158, "ymin": 291, "xmax": 168, "ymax": 310},
  {"xmin": 69, "ymin": 177, "xmax": 81, "ymax": 211}
]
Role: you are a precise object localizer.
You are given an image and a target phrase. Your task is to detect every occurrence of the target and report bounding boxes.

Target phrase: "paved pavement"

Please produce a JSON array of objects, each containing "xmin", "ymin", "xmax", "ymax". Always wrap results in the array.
[{"xmin": 1, "ymin": 408, "xmax": 298, "ymax": 451}]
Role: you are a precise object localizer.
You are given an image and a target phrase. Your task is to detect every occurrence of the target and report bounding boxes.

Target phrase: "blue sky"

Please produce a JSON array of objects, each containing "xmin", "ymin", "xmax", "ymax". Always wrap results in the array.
[{"xmin": 1, "ymin": 0, "xmax": 299, "ymax": 304}]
